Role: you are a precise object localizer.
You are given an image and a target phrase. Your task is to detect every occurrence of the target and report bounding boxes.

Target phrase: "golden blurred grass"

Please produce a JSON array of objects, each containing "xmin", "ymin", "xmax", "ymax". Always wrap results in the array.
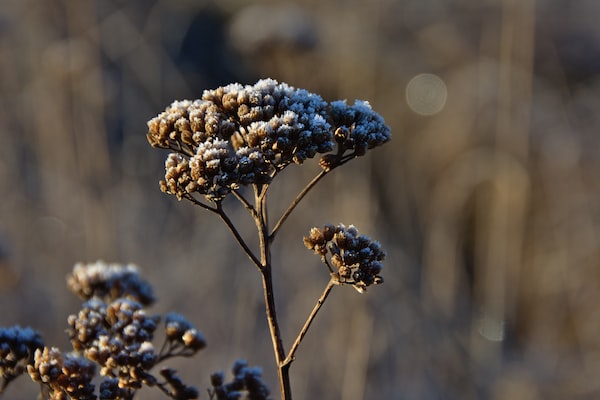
[{"xmin": 2, "ymin": 0, "xmax": 600, "ymax": 398}]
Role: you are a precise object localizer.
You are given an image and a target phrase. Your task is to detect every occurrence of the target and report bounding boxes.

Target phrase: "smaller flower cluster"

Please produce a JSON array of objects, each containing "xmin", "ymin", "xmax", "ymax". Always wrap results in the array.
[
  {"xmin": 63, "ymin": 262, "xmax": 205, "ymax": 399},
  {"xmin": 0, "ymin": 326, "xmax": 43, "ymax": 391},
  {"xmin": 209, "ymin": 359, "xmax": 271, "ymax": 400},
  {"xmin": 0, "ymin": 262, "xmax": 205, "ymax": 399},
  {"xmin": 304, "ymin": 224, "xmax": 385, "ymax": 293},
  {"xmin": 67, "ymin": 261, "xmax": 155, "ymax": 306},
  {"xmin": 66, "ymin": 298, "xmax": 160, "ymax": 391},
  {"xmin": 164, "ymin": 313, "xmax": 207, "ymax": 356},
  {"xmin": 28, "ymin": 347, "xmax": 96, "ymax": 400},
  {"xmin": 321, "ymin": 100, "xmax": 391, "ymax": 171}
]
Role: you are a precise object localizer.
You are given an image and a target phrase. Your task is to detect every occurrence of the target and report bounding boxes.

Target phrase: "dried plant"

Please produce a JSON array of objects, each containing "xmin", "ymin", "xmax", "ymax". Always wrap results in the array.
[
  {"xmin": 146, "ymin": 78, "xmax": 390, "ymax": 399},
  {"xmin": 0, "ymin": 78, "xmax": 390, "ymax": 399},
  {"xmin": 1, "ymin": 262, "xmax": 203, "ymax": 400}
]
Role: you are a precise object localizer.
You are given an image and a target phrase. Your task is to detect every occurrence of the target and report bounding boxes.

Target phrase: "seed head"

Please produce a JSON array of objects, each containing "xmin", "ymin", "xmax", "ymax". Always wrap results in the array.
[{"xmin": 305, "ymin": 224, "xmax": 386, "ymax": 293}]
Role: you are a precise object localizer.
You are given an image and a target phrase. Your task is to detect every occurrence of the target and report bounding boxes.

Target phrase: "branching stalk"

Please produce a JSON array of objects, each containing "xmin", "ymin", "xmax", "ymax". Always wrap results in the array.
[
  {"xmin": 254, "ymin": 187, "xmax": 292, "ymax": 399},
  {"xmin": 282, "ymin": 278, "xmax": 336, "ymax": 367}
]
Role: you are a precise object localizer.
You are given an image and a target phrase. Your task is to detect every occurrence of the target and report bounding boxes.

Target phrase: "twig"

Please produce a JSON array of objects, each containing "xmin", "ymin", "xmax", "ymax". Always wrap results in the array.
[
  {"xmin": 282, "ymin": 278, "xmax": 336, "ymax": 367},
  {"xmin": 270, "ymin": 170, "xmax": 328, "ymax": 241},
  {"xmin": 231, "ymin": 189, "xmax": 256, "ymax": 216},
  {"xmin": 254, "ymin": 188, "xmax": 293, "ymax": 399},
  {"xmin": 214, "ymin": 203, "xmax": 262, "ymax": 270}
]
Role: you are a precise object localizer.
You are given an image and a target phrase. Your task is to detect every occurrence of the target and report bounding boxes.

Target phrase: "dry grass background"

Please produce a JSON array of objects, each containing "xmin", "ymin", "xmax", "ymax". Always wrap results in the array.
[{"xmin": 1, "ymin": 0, "xmax": 600, "ymax": 399}]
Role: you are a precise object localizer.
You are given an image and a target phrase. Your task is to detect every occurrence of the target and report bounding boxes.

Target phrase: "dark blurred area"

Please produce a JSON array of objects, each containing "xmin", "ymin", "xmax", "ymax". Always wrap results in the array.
[{"xmin": 2, "ymin": 0, "xmax": 600, "ymax": 398}]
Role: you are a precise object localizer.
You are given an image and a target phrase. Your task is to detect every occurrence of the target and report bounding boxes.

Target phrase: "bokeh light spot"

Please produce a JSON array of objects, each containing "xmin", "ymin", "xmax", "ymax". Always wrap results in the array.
[{"xmin": 406, "ymin": 73, "xmax": 448, "ymax": 116}]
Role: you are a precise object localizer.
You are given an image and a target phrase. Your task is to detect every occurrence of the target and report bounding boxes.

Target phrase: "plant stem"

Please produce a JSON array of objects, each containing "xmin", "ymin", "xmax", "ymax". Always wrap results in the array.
[
  {"xmin": 260, "ymin": 267, "xmax": 292, "ymax": 399},
  {"xmin": 215, "ymin": 203, "xmax": 262, "ymax": 270},
  {"xmin": 255, "ymin": 187, "xmax": 292, "ymax": 399},
  {"xmin": 282, "ymin": 278, "xmax": 336, "ymax": 367}
]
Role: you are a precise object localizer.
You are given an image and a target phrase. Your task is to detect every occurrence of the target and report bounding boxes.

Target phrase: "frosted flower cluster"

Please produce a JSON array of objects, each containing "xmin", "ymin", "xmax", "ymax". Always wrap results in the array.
[
  {"xmin": 59, "ymin": 262, "xmax": 204, "ymax": 399},
  {"xmin": 0, "ymin": 326, "xmax": 43, "ymax": 390},
  {"xmin": 209, "ymin": 359, "xmax": 271, "ymax": 400},
  {"xmin": 67, "ymin": 298, "xmax": 160, "ymax": 390},
  {"xmin": 147, "ymin": 78, "xmax": 390, "ymax": 202},
  {"xmin": 304, "ymin": 224, "xmax": 385, "ymax": 293},
  {"xmin": 28, "ymin": 347, "xmax": 96, "ymax": 400},
  {"xmin": 67, "ymin": 261, "xmax": 155, "ymax": 306},
  {"xmin": 164, "ymin": 313, "xmax": 207, "ymax": 355},
  {"xmin": 1, "ymin": 263, "xmax": 203, "ymax": 398}
]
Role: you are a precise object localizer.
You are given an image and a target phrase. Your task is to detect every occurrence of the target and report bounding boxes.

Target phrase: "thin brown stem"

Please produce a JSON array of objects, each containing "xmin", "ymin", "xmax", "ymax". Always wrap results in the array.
[
  {"xmin": 282, "ymin": 278, "xmax": 336, "ymax": 367},
  {"xmin": 255, "ymin": 186, "xmax": 292, "ymax": 399},
  {"xmin": 215, "ymin": 203, "xmax": 262, "ymax": 270},
  {"xmin": 231, "ymin": 189, "xmax": 256, "ymax": 216},
  {"xmin": 270, "ymin": 170, "xmax": 328, "ymax": 241},
  {"xmin": 260, "ymin": 267, "xmax": 292, "ymax": 399},
  {"xmin": 182, "ymin": 193, "xmax": 218, "ymax": 213}
]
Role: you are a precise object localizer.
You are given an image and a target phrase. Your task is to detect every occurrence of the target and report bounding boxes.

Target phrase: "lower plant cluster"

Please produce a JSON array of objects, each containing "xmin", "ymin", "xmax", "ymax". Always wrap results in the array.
[{"xmin": 0, "ymin": 261, "xmax": 269, "ymax": 400}]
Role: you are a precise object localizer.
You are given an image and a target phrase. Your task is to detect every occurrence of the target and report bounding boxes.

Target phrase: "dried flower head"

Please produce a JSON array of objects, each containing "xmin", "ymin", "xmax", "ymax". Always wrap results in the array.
[
  {"xmin": 209, "ymin": 359, "xmax": 271, "ymax": 400},
  {"xmin": 164, "ymin": 313, "xmax": 207, "ymax": 355},
  {"xmin": 67, "ymin": 261, "xmax": 155, "ymax": 306},
  {"xmin": 27, "ymin": 347, "xmax": 96, "ymax": 400},
  {"xmin": 66, "ymin": 298, "xmax": 160, "ymax": 390},
  {"xmin": 304, "ymin": 224, "xmax": 385, "ymax": 293},
  {"xmin": 322, "ymin": 100, "xmax": 391, "ymax": 170},
  {"xmin": 149, "ymin": 79, "xmax": 393, "ymax": 203},
  {"xmin": 0, "ymin": 326, "xmax": 43, "ymax": 391}
]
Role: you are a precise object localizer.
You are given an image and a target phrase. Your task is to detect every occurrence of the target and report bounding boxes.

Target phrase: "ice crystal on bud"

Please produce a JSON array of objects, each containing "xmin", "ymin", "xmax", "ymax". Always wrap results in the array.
[{"xmin": 304, "ymin": 224, "xmax": 385, "ymax": 293}]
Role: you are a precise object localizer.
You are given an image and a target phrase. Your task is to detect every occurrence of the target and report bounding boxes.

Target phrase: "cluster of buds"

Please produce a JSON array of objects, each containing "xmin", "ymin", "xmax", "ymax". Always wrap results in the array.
[
  {"xmin": 304, "ymin": 224, "xmax": 385, "ymax": 293},
  {"xmin": 0, "ymin": 326, "xmax": 43, "ymax": 391},
  {"xmin": 67, "ymin": 261, "xmax": 155, "ymax": 306},
  {"xmin": 209, "ymin": 359, "xmax": 270, "ymax": 400},
  {"xmin": 0, "ymin": 263, "xmax": 206, "ymax": 399},
  {"xmin": 164, "ymin": 313, "xmax": 207, "ymax": 356},
  {"xmin": 27, "ymin": 347, "xmax": 96, "ymax": 400},
  {"xmin": 66, "ymin": 298, "xmax": 160, "ymax": 391},
  {"xmin": 63, "ymin": 262, "xmax": 205, "ymax": 399},
  {"xmin": 147, "ymin": 79, "xmax": 390, "ymax": 202}
]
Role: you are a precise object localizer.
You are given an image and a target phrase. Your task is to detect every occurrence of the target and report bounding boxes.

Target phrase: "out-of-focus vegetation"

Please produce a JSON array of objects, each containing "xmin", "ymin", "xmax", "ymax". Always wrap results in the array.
[{"xmin": 1, "ymin": 0, "xmax": 600, "ymax": 398}]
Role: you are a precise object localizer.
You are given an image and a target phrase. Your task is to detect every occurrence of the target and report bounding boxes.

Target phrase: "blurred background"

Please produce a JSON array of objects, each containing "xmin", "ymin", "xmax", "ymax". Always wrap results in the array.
[{"xmin": 1, "ymin": 0, "xmax": 600, "ymax": 398}]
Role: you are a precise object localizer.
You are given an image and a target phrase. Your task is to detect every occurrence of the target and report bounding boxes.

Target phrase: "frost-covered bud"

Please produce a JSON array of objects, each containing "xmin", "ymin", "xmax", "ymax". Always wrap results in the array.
[{"xmin": 303, "ymin": 227, "xmax": 328, "ymax": 256}]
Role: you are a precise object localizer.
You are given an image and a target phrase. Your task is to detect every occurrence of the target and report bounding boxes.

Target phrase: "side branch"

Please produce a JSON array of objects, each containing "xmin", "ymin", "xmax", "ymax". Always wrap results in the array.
[
  {"xmin": 282, "ymin": 278, "xmax": 336, "ymax": 367},
  {"xmin": 270, "ymin": 170, "xmax": 328, "ymax": 240},
  {"xmin": 231, "ymin": 189, "xmax": 256, "ymax": 216},
  {"xmin": 215, "ymin": 203, "xmax": 262, "ymax": 270}
]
